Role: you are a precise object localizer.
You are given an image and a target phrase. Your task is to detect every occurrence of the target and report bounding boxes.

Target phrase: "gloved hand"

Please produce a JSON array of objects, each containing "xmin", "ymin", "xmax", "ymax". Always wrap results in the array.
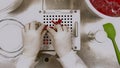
[
  {"xmin": 22, "ymin": 21, "xmax": 46, "ymax": 57},
  {"xmin": 47, "ymin": 25, "xmax": 88, "ymax": 68},
  {"xmin": 16, "ymin": 21, "xmax": 46, "ymax": 68},
  {"xmin": 47, "ymin": 24, "xmax": 72, "ymax": 58}
]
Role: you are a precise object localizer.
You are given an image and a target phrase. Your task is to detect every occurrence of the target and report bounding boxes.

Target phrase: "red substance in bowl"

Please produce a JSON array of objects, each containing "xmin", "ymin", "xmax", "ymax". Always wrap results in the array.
[{"xmin": 90, "ymin": 0, "xmax": 120, "ymax": 17}]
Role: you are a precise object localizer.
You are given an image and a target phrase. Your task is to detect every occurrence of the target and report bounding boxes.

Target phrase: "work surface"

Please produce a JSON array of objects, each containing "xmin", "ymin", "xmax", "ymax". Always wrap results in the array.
[{"xmin": 0, "ymin": 0, "xmax": 119, "ymax": 68}]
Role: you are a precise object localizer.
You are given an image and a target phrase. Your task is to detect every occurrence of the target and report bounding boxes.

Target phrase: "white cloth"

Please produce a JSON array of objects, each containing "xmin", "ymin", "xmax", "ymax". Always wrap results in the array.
[{"xmin": 59, "ymin": 50, "xmax": 88, "ymax": 68}]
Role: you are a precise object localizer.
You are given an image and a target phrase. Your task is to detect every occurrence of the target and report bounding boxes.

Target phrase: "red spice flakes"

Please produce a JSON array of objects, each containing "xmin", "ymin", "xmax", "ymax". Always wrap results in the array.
[{"xmin": 90, "ymin": 0, "xmax": 120, "ymax": 17}]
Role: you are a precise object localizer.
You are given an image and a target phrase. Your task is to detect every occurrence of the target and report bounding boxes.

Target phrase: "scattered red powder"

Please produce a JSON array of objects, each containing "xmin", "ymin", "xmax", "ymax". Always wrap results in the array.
[
  {"xmin": 43, "ymin": 25, "xmax": 48, "ymax": 30},
  {"xmin": 43, "ymin": 39, "xmax": 48, "ymax": 45},
  {"xmin": 90, "ymin": 0, "xmax": 120, "ymax": 17},
  {"xmin": 51, "ymin": 19, "xmax": 62, "ymax": 25},
  {"xmin": 43, "ymin": 19, "xmax": 62, "ymax": 32},
  {"xmin": 43, "ymin": 19, "xmax": 62, "ymax": 45},
  {"xmin": 51, "ymin": 19, "xmax": 62, "ymax": 31},
  {"xmin": 49, "ymin": 27, "xmax": 57, "ymax": 32}
]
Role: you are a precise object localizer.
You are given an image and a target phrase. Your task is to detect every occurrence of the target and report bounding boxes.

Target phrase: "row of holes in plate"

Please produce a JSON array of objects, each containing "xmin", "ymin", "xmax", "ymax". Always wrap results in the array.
[
  {"xmin": 43, "ymin": 14, "xmax": 73, "ymax": 21},
  {"xmin": 42, "ymin": 14, "xmax": 73, "ymax": 45},
  {"xmin": 43, "ymin": 18, "xmax": 72, "ymax": 20},
  {"xmin": 43, "ymin": 15, "xmax": 73, "ymax": 18}
]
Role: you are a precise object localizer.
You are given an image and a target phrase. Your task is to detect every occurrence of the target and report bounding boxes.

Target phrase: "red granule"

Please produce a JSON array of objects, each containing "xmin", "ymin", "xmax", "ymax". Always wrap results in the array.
[{"xmin": 90, "ymin": 0, "xmax": 120, "ymax": 17}]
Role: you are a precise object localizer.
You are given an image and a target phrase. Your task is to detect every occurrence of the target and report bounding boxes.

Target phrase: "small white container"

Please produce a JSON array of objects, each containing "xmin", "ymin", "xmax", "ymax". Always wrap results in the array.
[
  {"xmin": 85, "ymin": 0, "xmax": 120, "ymax": 19},
  {"xmin": 0, "ymin": 0, "xmax": 23, "ymax": 13}
]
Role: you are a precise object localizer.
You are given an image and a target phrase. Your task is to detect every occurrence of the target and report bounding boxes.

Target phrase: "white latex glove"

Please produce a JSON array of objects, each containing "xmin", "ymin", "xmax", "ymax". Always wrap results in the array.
[
  {"xmin": 47, "ymin": 25, "xmax": 88, "ymax": 68},
  {"xmin": 47, "ymin": 24, "xmax": 72, "ymax": 58},
  {"xmin": 16, "ymin": 21, "xmax": 46, "ymax": 68},
  {"xmin": 22, "ymin": 21, "xmax": 46, "ymax": 57}
]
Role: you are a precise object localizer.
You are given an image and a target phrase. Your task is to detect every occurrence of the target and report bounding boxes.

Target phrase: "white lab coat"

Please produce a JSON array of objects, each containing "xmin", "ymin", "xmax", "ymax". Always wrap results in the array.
[
  {"xmin": 16, "ymin": 55, "xmax": 35, "ymax": 68},
  {"xmin": 59, "ymin": 50, "xmax": 88, "ymax": 68}
]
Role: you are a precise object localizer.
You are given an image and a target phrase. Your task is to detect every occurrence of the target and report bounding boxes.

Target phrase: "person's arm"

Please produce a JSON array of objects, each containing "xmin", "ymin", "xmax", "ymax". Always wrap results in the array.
[
  {"xmin": 59, "ymin": 50, "xmax": 88, "ymax": 68},
  {"xmin": 16, "ymin": 21, "xmax": 46, "ymax": 68},
  {"xmin": 16, "ymin": 55, "xmax": 35, "ymax": 68},
  {"xmin": 47, "ymin": 24, "xmax": 88, "ymax": 68}
]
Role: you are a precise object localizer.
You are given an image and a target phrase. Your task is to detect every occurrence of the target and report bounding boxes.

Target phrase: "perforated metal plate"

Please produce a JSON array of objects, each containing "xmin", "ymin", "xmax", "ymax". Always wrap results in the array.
[{"xmin": 39, "ymin": 10, "xmax": 81, "ymax": 50}]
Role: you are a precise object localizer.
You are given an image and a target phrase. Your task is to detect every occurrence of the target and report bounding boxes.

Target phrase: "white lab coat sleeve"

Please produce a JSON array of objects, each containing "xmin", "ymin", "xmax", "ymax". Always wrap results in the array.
[
  {"xmin": 58, "ymin": 50, "xmax": 88, "ymax": 68},
  {"xmin": 16, "ymin": 55, "xmax": 35, "ymax": 68}
]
